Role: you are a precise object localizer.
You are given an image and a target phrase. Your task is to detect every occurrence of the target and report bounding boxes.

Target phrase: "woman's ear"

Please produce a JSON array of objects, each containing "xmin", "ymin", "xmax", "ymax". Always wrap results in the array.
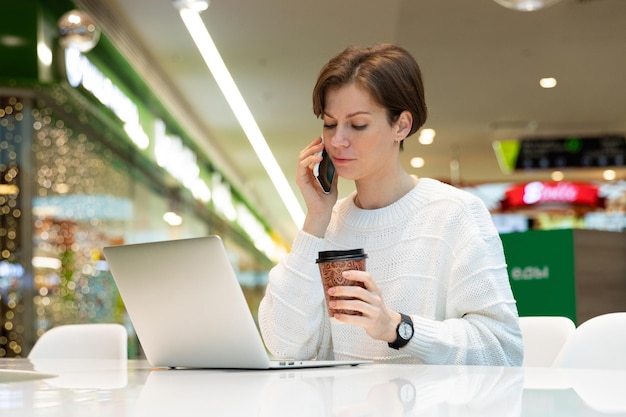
[{"xmin": 396, "ymin": 111, "xmax": 413, "ymax": 142}]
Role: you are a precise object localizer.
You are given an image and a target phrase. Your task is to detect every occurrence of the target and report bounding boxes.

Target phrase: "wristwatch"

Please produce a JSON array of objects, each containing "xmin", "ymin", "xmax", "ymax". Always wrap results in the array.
[
  {"xmin": 388, "ymin": 313, "xmax": 414, "ymax": 349},
  {"xmin": 391, "ymin": 378, "xmax": 416, "ymax": 412}
]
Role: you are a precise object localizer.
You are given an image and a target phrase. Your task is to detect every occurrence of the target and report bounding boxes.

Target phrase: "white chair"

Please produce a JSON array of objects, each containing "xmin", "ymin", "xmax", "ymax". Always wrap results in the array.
[
  {"xmin": 553, "ymin": 312, "xmax": 626, "ymax": 369},
  {"xmin": 519, "ymin": 316, "xmax": 575, "ymax": 367},
  {"xmin": 28, "ymin": 323, "xmax": 128, "ymax": 360}
]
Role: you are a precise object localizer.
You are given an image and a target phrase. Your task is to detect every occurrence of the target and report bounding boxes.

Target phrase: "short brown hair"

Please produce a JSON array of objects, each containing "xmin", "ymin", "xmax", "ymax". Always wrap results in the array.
[{"xmin": 312, "ymin": 43, "xmax": 427, "ymax": 140}]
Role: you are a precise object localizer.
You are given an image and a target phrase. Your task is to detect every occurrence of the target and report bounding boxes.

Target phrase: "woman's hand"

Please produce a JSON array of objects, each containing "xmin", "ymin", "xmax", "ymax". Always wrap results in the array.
[
  {"xmin": 327, "ymin": 270, "xmax": 401, "ymax": 343},
  {"xmin": 297, "ymin": 136, "xmax": 338, "ymax": 237}
]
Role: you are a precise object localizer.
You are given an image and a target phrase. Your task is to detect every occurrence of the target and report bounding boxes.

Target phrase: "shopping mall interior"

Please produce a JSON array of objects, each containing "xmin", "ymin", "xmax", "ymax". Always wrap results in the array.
[{"xmin": 0, "ymin": 0, "xmax": 625, "ymax": 358}]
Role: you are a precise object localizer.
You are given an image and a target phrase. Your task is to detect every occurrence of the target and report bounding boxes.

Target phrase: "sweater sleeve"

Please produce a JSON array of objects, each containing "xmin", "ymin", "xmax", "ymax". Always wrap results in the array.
[
  {"xmin": 403, "ymin": 198, "xmax": 524, "ymax": 366},
  {"xmin": 258, "ymin": 231, "xmax": 334, "ymax": 360}
]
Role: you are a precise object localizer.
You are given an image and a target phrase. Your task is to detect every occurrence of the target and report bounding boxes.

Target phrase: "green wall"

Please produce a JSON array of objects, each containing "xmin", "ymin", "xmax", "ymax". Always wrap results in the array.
[
  {"xmin": 501, "ymin": 229, "xmax": 577, "ymax": 323},
  {"xmin": 0, "ymin": 0, "xmax": 39, "ymax": 81}
]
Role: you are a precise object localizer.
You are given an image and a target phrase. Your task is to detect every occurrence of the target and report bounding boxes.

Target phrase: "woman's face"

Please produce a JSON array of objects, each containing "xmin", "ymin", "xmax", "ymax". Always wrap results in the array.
[{"xmin": 322, "ymin": 83, "xmax": 400, "ymax": 184}]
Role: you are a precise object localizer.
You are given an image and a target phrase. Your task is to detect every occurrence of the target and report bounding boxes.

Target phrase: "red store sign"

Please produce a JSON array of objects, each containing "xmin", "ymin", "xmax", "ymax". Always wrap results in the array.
[{"xmin": 503, "ymin": 181, "xmax": 602, "ymax": 208}]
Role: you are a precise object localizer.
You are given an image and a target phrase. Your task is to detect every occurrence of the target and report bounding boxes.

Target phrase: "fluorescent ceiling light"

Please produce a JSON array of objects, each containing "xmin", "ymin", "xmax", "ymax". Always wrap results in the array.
[
  {"xmin": 176, "ymin": 7, "xmax": 305, "ymax": 229},
  {"xmin": 493, "ymin": 0, "xmax": 561, "ymax": 11},
  {"xmin": 173, "ymin": 0, "xmax": 209, "ymax": 13},
  {"xmin": 540, "ymin": 77, "xmax": 557, "ymax": 88},
  {"xmin": 418, "ymin": 128, "xmax": 436, "ymax": 145},
  {"xmin": 410, "ymin": 157, "xmax": 425, "ymax": 168},
  {"xmin": 37, "ymin": 41, "xmax": 53, "ymax": 66}
]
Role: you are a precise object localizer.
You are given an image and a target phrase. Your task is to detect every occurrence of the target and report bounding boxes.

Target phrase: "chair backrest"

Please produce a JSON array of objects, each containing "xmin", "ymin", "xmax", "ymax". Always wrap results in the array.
[
  {"xmin": 519, "ymin": 316, "xmax": 575, "ymax": 367},
  {"xmin": 28, "ymin": 323, "xmax": 128, "ymax": 360},
  {"xmin": 553, "ymin": 312, "xmax": 626, "ymax": 369}
]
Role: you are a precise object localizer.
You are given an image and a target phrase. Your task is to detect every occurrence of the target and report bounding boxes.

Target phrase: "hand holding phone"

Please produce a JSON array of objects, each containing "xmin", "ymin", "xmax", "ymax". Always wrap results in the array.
[{"xmin": 313, "ymin": 147, "xmax": 335, "ymax": 194}]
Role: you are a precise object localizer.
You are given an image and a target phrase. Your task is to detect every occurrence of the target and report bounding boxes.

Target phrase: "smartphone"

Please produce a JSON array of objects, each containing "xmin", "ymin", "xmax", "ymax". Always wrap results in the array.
[{"xmin": 313, "ymin": 148, "xmax": 335, "ymax": 194}]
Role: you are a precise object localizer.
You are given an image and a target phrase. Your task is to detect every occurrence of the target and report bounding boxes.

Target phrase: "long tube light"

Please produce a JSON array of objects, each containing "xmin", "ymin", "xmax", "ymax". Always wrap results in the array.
[{"xmin": 175, "ymin": 7, "xmax": 305, "ymax": 229}]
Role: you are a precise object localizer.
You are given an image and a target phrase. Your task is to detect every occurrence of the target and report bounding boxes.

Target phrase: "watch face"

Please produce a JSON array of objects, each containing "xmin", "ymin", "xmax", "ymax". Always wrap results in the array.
[{"xmin": 399, "ymin": 322, "xmax": 413, "ymax": 340}]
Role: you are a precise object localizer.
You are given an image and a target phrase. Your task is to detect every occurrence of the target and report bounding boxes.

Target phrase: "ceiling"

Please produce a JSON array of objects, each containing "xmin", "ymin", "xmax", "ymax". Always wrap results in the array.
[{"xmin": 75, "ymin": 0, "xmax": 626, "ymax": 244}]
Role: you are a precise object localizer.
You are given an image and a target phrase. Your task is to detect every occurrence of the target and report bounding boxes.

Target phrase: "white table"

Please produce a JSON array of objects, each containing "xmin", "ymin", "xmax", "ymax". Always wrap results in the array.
[{"xmin": 1, "ymin": 359, "xmax": 625, "ymax": 416}]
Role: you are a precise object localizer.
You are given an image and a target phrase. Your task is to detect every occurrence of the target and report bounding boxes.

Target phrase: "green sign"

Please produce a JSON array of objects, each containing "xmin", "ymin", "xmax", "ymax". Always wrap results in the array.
[{"xmin": 500, "ymin": 229, "xmax": 576, "ymax": 323}]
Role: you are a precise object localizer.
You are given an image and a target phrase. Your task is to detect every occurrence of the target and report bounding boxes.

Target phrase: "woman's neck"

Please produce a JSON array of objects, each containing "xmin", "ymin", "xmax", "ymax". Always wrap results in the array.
[{"xmin": 354, "ymin": 170, "xmax": 418, "ymax": 210}]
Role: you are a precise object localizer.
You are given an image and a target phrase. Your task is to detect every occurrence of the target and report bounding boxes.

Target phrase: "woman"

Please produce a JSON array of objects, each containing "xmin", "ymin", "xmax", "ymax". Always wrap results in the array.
[{"xmin": 258, "ymin": 43, "xmax": 523, "ymax": 366}]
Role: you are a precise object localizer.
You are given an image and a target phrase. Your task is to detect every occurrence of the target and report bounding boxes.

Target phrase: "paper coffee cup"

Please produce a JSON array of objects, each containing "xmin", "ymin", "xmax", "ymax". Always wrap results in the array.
[{"xmin": 316, "ymin": 249, "xmax": 367, "ymax": 316}]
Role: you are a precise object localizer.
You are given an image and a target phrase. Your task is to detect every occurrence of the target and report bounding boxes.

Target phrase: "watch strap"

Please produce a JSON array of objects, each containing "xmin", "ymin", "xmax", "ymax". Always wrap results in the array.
[{"xmin": 388, "ymin": 313, "xmax": 414, "ymax": 350}]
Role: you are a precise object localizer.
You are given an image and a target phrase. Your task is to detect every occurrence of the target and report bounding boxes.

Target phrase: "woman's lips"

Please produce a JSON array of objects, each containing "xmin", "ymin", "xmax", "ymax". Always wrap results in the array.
[{"xmin": 331, "ymin": 156, "xmax": 353, "ymax": 165}]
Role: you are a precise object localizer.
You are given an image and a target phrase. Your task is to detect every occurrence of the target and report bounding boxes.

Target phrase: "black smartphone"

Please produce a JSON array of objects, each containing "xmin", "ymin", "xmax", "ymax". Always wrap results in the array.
[{"xmin": 313, "ymin": 148, "xmax": 335, "ymax": 194}]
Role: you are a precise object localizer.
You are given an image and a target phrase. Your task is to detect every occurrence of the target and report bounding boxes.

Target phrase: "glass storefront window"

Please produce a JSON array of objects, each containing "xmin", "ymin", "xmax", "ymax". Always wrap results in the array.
[
  {"xmin": 0, "ymin": 94, "xmax": 272, "ymax": 358},
  {"xmin": 0, "ymin": 96, "xmax": 27, "ymax": 357},
  {"xmin": 31, "ymin": 104, "xmax": 133, "ymax": 335}
]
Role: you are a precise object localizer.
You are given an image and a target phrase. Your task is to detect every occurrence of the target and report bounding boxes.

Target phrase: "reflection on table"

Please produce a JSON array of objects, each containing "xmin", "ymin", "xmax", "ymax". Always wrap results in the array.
[{"xmin": 1, "ymin": 359, "xmax": 625, "ymax": 416}]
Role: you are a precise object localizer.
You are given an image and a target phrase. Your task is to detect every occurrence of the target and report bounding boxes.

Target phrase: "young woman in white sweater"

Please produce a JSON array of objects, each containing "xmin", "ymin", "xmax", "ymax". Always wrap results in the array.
[{"xmin": 258, "ymin": 43, "xmax": 523, "ymax": 366}]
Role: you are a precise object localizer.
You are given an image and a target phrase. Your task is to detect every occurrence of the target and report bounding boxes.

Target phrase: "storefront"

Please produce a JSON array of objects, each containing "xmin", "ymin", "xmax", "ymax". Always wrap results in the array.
[
  {"xmin": 0, "ymin": 0, "xmax": 281, "ymax": 357},
  {"xmin": 463, "ymin": 180, "xmax": 626, "ymax": 234},
  {"xmin": 499, "ymin": 180, "xmax": 624, "ymax": 230}
]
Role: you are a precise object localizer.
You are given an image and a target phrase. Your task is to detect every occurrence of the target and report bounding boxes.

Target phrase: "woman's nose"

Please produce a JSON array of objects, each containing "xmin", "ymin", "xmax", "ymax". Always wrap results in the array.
[{"xmin": 328, "ymin": 130, "xmax": 349, "ymax": 147}]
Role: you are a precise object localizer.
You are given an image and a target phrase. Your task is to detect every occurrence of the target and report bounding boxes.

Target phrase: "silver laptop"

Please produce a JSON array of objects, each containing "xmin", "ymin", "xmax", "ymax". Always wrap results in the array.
[{"xmin": 103, "ymin": 236, "xmax": 369, "ymax": 369}]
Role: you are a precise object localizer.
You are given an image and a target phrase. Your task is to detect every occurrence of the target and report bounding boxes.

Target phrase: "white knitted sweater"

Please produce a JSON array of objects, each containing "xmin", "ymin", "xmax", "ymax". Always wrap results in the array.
[{"xmin": 259, "ymin": 178, "xmax": 523, "ymax": 366}]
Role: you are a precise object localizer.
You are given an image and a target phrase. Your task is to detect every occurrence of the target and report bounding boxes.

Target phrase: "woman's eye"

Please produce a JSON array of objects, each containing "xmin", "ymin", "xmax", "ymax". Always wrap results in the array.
[
  {"xmin": 323, "ymin": 124, "xmax": 336, "ymax": 129},
  {"xmin": 353, "ymin": 125, "xmax": 367, "ymax": 131}
]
